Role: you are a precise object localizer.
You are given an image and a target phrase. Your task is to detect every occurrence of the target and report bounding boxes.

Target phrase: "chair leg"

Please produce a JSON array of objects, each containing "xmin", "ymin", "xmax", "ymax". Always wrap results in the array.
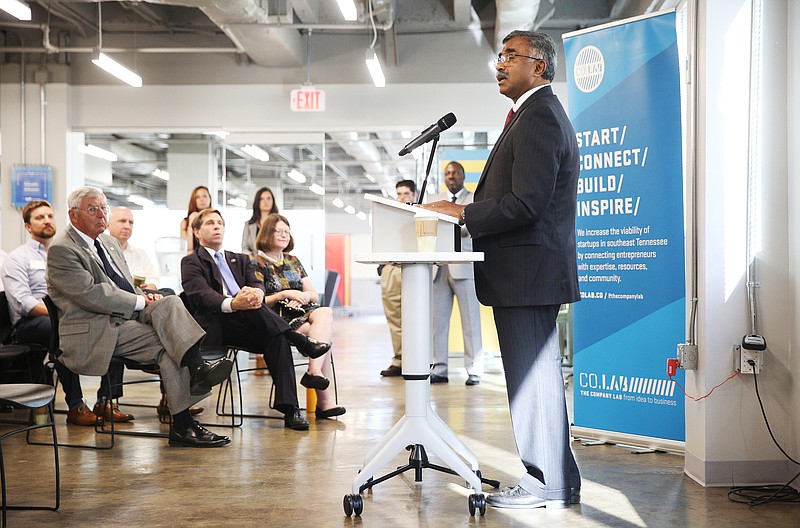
[{"xmin": 1, "ymin": 402, "xmax": 61, "ymax": 527}]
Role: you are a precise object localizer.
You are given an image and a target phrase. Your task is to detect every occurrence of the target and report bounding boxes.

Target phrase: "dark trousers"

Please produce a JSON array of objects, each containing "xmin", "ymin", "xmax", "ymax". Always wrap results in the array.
[
  {"xmin": 15, "ymin": 316, "xmax": 122, "ymax": 409},
  {"xmin": 492, "ymin": 304, "xmax": 581, "ymax": 501},
  {"xmin": 219, "ymin": 307, "xmax": 298, "ymax": 414}
]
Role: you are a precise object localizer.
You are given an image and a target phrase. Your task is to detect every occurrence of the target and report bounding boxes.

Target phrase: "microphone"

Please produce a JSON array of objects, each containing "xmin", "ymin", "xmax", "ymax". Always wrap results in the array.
[{"xmin": 398, "ymin": 113, "xmax": 457, "ymax": 156}]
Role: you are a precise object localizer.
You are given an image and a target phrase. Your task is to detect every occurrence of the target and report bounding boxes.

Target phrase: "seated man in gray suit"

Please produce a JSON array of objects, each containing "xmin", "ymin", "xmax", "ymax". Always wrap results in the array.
[{"xmin": 46, "ymin": 186, "xmax": 233, "ymax": 448}]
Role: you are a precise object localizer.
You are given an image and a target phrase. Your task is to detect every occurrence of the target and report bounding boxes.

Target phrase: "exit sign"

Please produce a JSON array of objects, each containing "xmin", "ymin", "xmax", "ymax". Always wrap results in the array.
[{"xmin": 290, "ymin": 86, "xmax": 326, "ymax": 112}]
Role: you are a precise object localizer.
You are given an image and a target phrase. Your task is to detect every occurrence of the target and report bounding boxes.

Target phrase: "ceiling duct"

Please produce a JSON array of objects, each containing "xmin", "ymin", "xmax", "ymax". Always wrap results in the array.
[
  {"xmin": 143, "ymin": 0, "xmax": 304, "ymax": 66},
  {"xmin": 494, "ymin": 0, "xmax": 542, "ymax": 52}
]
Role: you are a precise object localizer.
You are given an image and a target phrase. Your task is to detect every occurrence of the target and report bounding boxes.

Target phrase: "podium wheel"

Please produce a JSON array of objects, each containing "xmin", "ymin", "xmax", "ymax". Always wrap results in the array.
[
  {"xmin": 468, "ymin": 494, "xmax": 486, "ymax": 516},
  {"xmin": 343, "ymin": 494, "xmax": 363, "ymax": 517}
]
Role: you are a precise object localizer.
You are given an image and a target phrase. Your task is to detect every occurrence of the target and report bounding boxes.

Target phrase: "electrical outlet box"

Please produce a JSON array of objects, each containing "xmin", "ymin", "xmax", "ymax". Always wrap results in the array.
[
  {"xmin": 678, "ymin": 344, "xmax": 698, "ymax": 370},
  {"xmin": 734, "ymin": 344, "xmax": 763, "ymax": 374}
]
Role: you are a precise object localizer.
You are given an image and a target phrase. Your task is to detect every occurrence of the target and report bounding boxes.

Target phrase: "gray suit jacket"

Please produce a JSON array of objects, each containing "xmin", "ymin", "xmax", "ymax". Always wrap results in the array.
[
  {"xmin": 466, "ymin": 85, "xmax": 581, "ymax": 307},
  {"xmin": 427, "ymin": 190, "xmax": 475, "ymax": 280},
  {"xmin": 46, "ymin": 225, "xmax": 142, "ymax": 375}
]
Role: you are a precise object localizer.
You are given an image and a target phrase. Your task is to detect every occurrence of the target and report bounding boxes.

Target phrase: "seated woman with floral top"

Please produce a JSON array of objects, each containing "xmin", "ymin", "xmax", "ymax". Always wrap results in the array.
[{"xmin": 253, "ymin": 213, "xmax": 345, "ymax": 419}]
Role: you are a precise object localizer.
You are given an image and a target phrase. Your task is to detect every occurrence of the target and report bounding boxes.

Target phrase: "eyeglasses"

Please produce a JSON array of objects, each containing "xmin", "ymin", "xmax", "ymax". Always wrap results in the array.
[
  {"xmin": 74, "ymin": 204, "xmax": 110, "ymax": 216},
  {"xmin": 494, "ymin": 52, "xmax": 543, "ymax": 67},
  {"xmin": 273, "ymin": 229, "xmax": 291, "ymax": 236}
]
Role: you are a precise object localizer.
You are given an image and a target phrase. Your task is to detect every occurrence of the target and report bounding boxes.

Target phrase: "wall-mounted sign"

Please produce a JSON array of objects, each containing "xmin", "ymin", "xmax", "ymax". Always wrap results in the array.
[
  {"xmin": 12, "ymin": 165, "xmax": 53, "ymax": 207},
  {"xmin": 290, "ymin": 86, "xmax": 326, "ymax": 112}
]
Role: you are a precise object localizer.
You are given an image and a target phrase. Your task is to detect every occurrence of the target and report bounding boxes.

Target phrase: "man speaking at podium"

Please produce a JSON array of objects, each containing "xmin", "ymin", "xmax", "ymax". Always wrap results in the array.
[{"xmin": 421, "ymin": 30, "xmax": 582, "ymax": 509}]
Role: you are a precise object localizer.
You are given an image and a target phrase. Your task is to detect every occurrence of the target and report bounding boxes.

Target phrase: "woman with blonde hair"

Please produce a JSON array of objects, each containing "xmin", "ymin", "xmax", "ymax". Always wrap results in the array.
[{"xmin": 254, "ymin": 213, "xmax": 344, "ymax": 419}]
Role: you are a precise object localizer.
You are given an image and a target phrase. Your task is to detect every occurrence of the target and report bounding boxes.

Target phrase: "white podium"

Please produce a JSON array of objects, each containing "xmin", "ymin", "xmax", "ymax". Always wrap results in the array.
[{"xmin": 343, "ymin": 195, "xmax": 492, "ymax": 517}]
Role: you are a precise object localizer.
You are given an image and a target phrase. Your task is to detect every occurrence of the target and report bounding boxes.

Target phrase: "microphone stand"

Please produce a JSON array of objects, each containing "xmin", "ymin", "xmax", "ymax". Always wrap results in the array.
[
  {"xmin": 414, "ymin": 136, "xmax": 460, "ymax": 251},
  {"xmin": 415, "ymin": 134, "xmax": 438, "ymax": 206}
]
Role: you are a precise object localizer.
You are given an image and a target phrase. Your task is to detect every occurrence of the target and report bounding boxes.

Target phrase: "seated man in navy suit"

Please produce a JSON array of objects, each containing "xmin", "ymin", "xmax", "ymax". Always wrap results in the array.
[{"xmin": 180, "ymin": 208, "xmax": 331, "ymax": 431}]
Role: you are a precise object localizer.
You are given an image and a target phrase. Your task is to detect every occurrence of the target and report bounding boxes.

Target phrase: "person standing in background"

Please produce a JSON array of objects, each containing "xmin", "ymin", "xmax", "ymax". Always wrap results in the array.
[
  {"xmin": 378, "ymin": 180, "xmax": 417, "ymax": 378},
  {"xmin": 241, "ymin": 187, "xmax": 279, "ymax": 260},
  {"xmin": 240, "ymin": 187, "xmax": 279, "ymax": 374},
  {"xmin": 180, "ymin": 186, "xmax": 212, "ymax": 254},
  {"xmin": 422, "ymin": 31, "xmax": 582, "ymax": 509},
  {"xmin": 426, "ymin": 161, "xmax": 484, "ymax": 385}
]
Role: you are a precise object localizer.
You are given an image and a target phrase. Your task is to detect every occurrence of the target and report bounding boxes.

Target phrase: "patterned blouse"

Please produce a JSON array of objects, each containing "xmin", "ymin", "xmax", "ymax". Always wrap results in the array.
[{"xmin": 255, "ymin": 253, "xmax": 307, "ymax": 295}]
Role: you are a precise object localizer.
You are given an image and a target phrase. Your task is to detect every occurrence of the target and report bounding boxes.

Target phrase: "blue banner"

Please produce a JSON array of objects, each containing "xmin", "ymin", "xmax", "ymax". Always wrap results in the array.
[
  {"xmin": 564, "ymin": 12, "xmax": 686, "ymax": 442},
  {"xmin": 12, "ymin": 165, "xmax": 53, "ymax": 208}
]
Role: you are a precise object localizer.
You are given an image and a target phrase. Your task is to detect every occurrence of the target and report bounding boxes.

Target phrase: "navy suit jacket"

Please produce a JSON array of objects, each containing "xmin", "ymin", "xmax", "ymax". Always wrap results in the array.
[
  {"xmin": 467, "ymin": 85, "xmax": 581, "ymax": 308},
  {"xmin": 181, "ymin": 247, "xmax": 288, "ymax": 345}
]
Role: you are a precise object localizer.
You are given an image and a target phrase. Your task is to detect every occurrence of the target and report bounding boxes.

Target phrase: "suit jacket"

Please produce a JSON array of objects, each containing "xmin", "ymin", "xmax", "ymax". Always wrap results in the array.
[
  {"xmin": 46, "ymin": 225, "xmax": 143, "ymax": 375},
  {"xmin": 427, "ymin": 190, "xmax": 475, "ymax": 280},
  {"xmin": 181, "ymin": 246, "xmax": 267, "ymax": 345},
  {"xmin": 467, "ymin": 85, "xmax": 581, "ymax": 307}
]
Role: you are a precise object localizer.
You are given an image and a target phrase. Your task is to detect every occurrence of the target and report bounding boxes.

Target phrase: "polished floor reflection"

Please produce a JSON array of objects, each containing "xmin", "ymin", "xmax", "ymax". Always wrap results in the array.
[{"xmin": 1, "ymin": 314, "xmax": 797, "ymax": 527}]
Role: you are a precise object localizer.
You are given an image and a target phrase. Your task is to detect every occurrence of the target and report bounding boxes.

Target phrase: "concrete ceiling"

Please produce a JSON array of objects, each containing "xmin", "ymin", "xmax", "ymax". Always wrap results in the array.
[{"xmin": 0, "ymin": 1, "xmax": 667, "ymax": 211}]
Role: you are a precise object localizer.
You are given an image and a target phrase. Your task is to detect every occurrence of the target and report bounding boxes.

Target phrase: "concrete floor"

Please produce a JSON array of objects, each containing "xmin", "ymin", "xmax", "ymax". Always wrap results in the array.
[{"xmin": 1, "ymin": 314, "xmax": 797, "ymax": 527}]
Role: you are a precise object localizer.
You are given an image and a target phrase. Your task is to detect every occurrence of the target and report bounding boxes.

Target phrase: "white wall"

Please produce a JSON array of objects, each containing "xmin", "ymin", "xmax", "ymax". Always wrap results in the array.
[{"xmin": 685, "ymin": 0, "xmax": 797, "ymax": 486}]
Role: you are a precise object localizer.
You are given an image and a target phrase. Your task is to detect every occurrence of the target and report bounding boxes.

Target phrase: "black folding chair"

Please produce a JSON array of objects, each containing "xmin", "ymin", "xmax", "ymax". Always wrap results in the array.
[{"xmin": 0, "ymin": 383, "xmax": 60, "ymax": 527}]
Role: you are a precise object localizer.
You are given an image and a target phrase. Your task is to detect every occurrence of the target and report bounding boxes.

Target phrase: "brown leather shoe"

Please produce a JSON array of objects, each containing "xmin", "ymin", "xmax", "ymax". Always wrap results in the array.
[
  {"xmin": 156, "ymin": 395, "xmax": 203, "ymax": 417},
  {"xmin": 66, "ymin": 403, "xmax": 99, "ymax": 426},
  {"xmin": 93, "ymin": 401, "xmax": 135, "ymax": 423}
]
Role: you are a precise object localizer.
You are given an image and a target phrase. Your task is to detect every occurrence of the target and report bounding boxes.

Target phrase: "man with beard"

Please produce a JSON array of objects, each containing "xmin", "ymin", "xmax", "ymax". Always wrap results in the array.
[{"xmin": 1, "ymin": 200, "xmax": 129, "ymax": 426}]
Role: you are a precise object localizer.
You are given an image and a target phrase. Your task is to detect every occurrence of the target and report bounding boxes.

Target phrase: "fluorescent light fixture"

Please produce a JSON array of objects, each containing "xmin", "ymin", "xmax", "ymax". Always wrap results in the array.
[
  {"xmin": 365, "ymin": 49, "xmax": 386, "ymax": 88},
  {"xmin": 0, "ymin": 0, "xmax": 31, "ymax": 21},
  {"xmin": 92, "ymin": 51, "xmax": 143, "ymax": 88},
  {"xmin": 287, "ymin": 169, "xmax": 307, "ymax": 184},
  {"xmin": 344, "ymin": 205, "xmax": 356, "ymax": 215},
  {"xmin": 337, "ymin": 0, "xmax": 357, "ymax": 21},
  {"xmin": 364, "ymin": 173, "xmax": 376, "ymax": 183},
  {"xmin": 309, "ymin": 183, "xmax": 325, "ymax": 196},
  {"xmin": 128, "ymin": 194, "xmax": 154, "ymax": 207},
  {"xmin": 356, "ymin": 211, "xmax": 367, "ymax": 221},
  {"xmin": 79, "ymin": 144, "xmax": 117, "ymax": 162},
  {"xmin": 401, "ymin": 130, "xmax": 412, "ymax": 139},
  {"xmin": 227, "ymin": 197, "xmax": 247, "ymax": 208},
  {"xmin": 241, "ymin": 144, "xmax": 270, "ymax": 161},
  {"xmin": 332, "ymin": 197, "xmax": 344, "ymax": 208},
  {"xmin": 381, "ymin": 188, "xmax": 389, "ymax": 198},
  {"xmin": 152, "ymin": 168, "xmax": 169, "ymax": 181}
]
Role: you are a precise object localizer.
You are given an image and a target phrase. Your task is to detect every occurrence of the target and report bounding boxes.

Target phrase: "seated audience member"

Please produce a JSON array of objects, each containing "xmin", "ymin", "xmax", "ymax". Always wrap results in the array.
[
  {"xmin": 254, "ymin": 213, "xmax": 345, "ymax": 419},
  {"xmin": 2, "ymin": 200, "xmax": 129, "ymax": 425},
  {"xmin": 180, "ymin": 208, "xmax": 332, "ymax": 430},
  {"xmin": 107, "ymin": 206, "xmax": 201, "ymax": 418},
  {"xmin": 107, "ymin": 207, "xmax": 161, "ymax": 291},
  {"xmin": 47, "ymin": 187, "xmax": 232, "ymax": 448},
  {"xmin": 180, "ymin": 186, "xmax": 212, "ymax": 254}
]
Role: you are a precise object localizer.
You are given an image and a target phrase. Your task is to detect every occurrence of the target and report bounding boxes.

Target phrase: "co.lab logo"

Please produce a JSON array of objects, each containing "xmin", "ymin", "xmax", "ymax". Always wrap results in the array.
[{"xmin": 573, "ymin": 45, "xmax": 604, "ymax": 93}]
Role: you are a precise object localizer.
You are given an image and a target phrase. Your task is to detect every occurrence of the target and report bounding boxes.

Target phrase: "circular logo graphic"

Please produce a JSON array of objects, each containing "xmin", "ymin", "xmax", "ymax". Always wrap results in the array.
[{"xmin": 573, "ymin": 45, "xmax": 605, "ymax": 93}]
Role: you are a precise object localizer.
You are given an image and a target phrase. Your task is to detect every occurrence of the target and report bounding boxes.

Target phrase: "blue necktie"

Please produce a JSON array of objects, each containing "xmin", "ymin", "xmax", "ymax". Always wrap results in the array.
[
  {"xmin": 94, "ymin": 239, "xmax": 134, "ymax": 294},
  {"xmin": 215, "ymin": 251, "xmax": 241, "ymax": 296}
]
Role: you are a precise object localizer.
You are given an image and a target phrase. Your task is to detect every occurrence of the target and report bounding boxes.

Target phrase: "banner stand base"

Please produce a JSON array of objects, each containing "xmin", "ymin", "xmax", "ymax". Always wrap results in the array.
[{"xmin": 571, "ymin": 426, "xmax": 685, "ymax": 455}]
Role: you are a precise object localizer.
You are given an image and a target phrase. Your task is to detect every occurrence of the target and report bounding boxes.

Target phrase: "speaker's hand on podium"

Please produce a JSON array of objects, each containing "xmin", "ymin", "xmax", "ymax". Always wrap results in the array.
[{"xmin": 419, "ymin": 200, "xmax": 464, "ymax": 220}]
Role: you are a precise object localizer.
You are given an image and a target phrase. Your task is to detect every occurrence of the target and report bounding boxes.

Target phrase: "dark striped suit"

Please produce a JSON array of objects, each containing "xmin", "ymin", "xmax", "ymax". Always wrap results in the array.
[{"xmin": 465, "ymin": 84, "xmax": 581, "ymax": 501}]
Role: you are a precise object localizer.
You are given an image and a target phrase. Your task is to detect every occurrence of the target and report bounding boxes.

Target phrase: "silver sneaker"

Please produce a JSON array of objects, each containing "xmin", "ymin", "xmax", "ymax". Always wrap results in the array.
[{"xmin": 486, "ymin": 485, "xmax": 569, "ymax": 509}]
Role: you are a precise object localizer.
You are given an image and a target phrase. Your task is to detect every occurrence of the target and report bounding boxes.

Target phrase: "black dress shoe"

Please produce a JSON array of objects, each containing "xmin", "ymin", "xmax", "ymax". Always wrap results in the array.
[
  {"xmin": 168, "ymin": 421, "xmax": 230, "ymax": 448},
  {"xmin": 300, "ymin": 372, "xmax": 330, "ymax": 390},
  {"xmin": 293, "ymin": 336, "xmax": 331, "ymax": 359},
  {"xmin": 189, "ymin": 358, "xmax": 234, "ymax": 396},
  {"xmin": 430, "ymin": 374, "xmax": 449, "ymax": 384},
  {"xmin": 284, "ymin": 409, "xmax": 309, "ymax": 430},
  {"xmin": 465, "ymin": 375, "xmax": 481, "ymax": 386},
  {"xmin": 380, "ymin": 365, "xmax": 402, "ymax": 377},
  {"xmin": 315, "ymin": 406, "xmax": 346, "ymax": 419}
]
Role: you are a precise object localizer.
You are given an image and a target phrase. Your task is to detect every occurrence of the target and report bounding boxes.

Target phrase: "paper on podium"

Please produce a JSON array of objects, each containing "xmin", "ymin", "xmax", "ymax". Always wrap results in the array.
[{"xmin": 365, "ymin": 194, "xmax": 459, "ymax": 253}]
